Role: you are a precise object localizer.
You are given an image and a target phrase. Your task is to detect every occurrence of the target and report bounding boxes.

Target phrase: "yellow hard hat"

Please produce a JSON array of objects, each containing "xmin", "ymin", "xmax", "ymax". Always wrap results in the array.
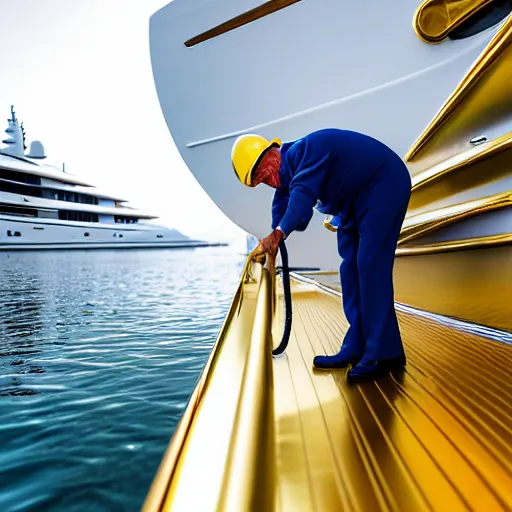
[{"xmin": 231, "ymin": 134, "xmax": 282, "ymax": 187}]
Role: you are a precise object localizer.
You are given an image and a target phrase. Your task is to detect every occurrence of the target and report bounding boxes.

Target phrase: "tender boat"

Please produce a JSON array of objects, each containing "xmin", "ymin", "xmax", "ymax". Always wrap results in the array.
[{"xmin": 143, "ymin": 1, "xmax": 512, "ymax": 510}]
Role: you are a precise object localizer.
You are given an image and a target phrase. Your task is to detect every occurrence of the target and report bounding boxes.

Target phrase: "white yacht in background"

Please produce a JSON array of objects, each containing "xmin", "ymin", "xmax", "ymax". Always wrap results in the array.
[{"xmin": 0, "ymin": 106, "xmax": 221, "ymax": 250}]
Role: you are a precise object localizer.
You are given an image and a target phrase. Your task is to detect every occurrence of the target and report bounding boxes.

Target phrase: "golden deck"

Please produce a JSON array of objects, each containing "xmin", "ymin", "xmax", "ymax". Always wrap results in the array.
[{"xmin": 142, "ymin": 260, "xmax": 512, "ymax": 512}]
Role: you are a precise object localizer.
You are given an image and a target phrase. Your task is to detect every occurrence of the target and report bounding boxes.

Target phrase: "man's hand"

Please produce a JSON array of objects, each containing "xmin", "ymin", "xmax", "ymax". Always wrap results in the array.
[{"xmin": 252, "ymin": 229, "xmax": 286, "ymax": 261}]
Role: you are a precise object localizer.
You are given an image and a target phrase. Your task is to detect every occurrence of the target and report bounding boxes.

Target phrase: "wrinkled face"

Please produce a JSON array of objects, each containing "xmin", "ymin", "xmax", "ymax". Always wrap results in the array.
[{"xmin": 252, "ymin": 147, "xmax": 281, "ymax": 188}]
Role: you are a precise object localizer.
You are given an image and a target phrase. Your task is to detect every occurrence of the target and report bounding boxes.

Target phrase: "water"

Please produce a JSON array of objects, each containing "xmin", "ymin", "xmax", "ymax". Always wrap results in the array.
[{"xmin": 0, "ymin": 247, "xmax": 245, "ymax": 512}]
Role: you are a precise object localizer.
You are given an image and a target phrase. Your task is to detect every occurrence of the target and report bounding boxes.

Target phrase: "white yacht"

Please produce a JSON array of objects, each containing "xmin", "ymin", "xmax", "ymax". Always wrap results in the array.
[{"xmin": 0, "ymin": 106, "xmax": 220, "ymax": 250}]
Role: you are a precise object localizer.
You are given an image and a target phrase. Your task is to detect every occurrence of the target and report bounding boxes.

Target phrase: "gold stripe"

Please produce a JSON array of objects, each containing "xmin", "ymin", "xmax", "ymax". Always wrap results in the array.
[
  {"xmin": 396, "ymin": 233, "xmax": 512, "ymax": 255},
  {"xmin": 413, "ymin": 0, "xmax": 495, "ymax": 43},
  {"xmin": 184, "ymin": 0, "xmax": 302, "ymax": 48},
  {"xmin": 411, "ymin": 131, "xmax": 512, "ymax": 191},
  {"xmin": 399, "ymin": 190, "xmax": 512, "ymax": 244},
  {"xmin": 405, "ymin": 15, "xmax": 512, "ymax": 161}
]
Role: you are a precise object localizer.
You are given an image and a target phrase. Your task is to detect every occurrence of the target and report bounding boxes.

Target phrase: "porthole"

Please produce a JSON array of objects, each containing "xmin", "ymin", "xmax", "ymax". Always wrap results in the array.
[{"xmin": 449, "ymin": 0, "xmax": 512, "ymax": 40}]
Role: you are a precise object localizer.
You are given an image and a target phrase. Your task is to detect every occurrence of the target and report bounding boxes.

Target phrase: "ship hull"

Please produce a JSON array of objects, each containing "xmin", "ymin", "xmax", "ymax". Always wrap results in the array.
[
  {"xmin": 0, "ymin": 215, "xmax": 218, "ymax": 250},
  {"xmin": 149, "ymin": 0, "xmax": 506, "ymax": 270},
  {"xmin": 149, "ymin": 1, "xmax": 512, "ymax": 330}
]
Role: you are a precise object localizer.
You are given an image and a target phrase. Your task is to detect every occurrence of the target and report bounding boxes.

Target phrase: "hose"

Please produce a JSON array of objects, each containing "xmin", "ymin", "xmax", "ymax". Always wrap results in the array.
[{"xmin": 272, "ymin": 239, "xmax": 292, "ymax": 356}]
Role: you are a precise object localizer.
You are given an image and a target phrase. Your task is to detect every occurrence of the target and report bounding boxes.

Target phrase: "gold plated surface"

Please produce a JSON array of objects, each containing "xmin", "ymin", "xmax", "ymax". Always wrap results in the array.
[
  {"xmin": 142, "ymin": 256, "xmax": 277, "ymax": 512},
  {"xmin": 399, "ymin": 16, "xmax": 512, "ymax": 251},
  {"xmin": 413, "ymin": 0, "xmax": 494, "ymax": 43},
  {"xmin": 407, "ymin": 141, "xmax": 512, "ymax": 214},
  {"xmin": 399, "ymin": 190, "xmax": 512, "ymax": 244},
  {"xmin": 184, "ymin": 0, "xmax": 302, "ymax": 47},
  {"xmin": 410, "ymin": 131, "xmax": 512, "ymax": 193},
  {"xmin": 405, "ymin": 15, "xmax": 512, "ymax": 170},
  {"xmin": 144, "ymin": 258, "xmax": 512, "ymax": 511},
  {"xmin": 396, "ymin": 232, "xmax": 512, "ymax": 254},
  {"xmin": 217, "ymin": 265, "xmax": 275, "ymax": 512},
  {"xmin": 274, "ymin": 277, "xmax": 512, "ymax": 511},
  {"xmin": 393, "ymin": 244, "xmax": 512, "ymax": 333},
  {"xmin": 309, "ymin": 243, "xmax": 512, "ymax": 333}
]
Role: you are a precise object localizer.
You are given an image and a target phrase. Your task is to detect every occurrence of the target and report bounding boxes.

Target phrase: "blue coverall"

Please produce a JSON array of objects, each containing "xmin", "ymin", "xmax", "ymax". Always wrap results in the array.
[{"xmin": 271, "ymin": 129, "xmax": 411, "ymax": 363}]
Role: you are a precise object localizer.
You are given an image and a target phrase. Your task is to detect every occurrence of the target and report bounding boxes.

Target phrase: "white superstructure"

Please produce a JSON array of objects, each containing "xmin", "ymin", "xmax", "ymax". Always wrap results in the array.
[{"xmin": 0, "ymin": 106, "xmax": 217, "ymax": 250}]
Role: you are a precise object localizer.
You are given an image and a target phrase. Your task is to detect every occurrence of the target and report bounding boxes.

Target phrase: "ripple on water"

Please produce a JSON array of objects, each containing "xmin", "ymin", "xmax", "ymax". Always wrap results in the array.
[{"xmin": 0, "ymin": 247, "xmax": 244, "ymax": 512}]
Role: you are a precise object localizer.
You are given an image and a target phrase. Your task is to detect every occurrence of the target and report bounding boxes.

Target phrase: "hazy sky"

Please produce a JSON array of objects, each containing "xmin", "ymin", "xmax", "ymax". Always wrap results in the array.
[{"xmin": 0, "ymin": 0, "xmax": 247, "ymax": 246}]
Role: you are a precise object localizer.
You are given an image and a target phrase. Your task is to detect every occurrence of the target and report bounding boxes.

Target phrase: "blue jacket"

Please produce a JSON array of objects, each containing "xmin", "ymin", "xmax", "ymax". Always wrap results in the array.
[{"xmin": 271, "ymin": 129, "xmax": 394, "ymax": 235}]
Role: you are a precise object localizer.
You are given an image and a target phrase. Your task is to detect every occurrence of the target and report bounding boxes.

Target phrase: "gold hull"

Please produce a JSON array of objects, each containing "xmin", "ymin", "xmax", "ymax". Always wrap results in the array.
[
  {"xmin": 312, "ymin": 244, "xmax": 512, "ymax": 333},
  {"xmin": 395, "ymin": 244, "xmax": 512, "ymax": 332}
]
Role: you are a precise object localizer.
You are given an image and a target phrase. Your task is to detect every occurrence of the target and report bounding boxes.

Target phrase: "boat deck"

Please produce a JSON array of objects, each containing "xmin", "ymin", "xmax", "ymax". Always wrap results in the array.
[
  {"xmin": 142, "ymin": 263, "xmax": 512, "ymax": 512},
  {"xmin": 273, "ymin": 277, "xmax": 512, "ymax": 511}
]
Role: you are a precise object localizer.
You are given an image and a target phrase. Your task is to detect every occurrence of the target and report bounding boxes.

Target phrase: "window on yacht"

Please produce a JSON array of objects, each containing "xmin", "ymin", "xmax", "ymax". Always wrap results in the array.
[
  {"xmin": 0, "ymin": 178, "xmax": 42, "ymax": 197},
  {"xmin": 0, "ymin": 205, "xmax": 37, "ymax": 217},
  {"xmin": 449, "ymin": 0, "xmax": 512, "ymax": 39},
  {"xmin": 114, "ymin": 215, "xmax": 138, "ymax": 224},
  {"xmin": 0, "ymin": 169, "xmax": 41, "ymax": 186},
  {"xmin": 58, "ymin": 211, "xmax": 99, "ymax": 222},
  {"xmin": 38, "ymin": 210, "xmax": 59, "ymax": 219}
]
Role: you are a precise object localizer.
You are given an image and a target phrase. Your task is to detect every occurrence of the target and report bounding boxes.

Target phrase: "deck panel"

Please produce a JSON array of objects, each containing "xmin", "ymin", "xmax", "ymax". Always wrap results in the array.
[{"xmin": 272, "ymin": 279, "xmax": 512, "ymax": 511}]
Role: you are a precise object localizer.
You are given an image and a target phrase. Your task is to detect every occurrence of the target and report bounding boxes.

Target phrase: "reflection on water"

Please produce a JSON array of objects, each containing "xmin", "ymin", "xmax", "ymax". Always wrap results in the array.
[
  {"xmin": 0, "ymin": 271, "xmax": 46, "ymax": 396},
  {"xmin": 0, "ymin": 247, "xmax": 244, "ymax": 512}
]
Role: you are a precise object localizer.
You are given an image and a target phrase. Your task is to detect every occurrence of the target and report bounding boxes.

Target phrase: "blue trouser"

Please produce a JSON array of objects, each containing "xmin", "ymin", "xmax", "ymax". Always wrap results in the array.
[{"xmin": 335, "ymin": 153, "xmax": 411, "ymax": 362}]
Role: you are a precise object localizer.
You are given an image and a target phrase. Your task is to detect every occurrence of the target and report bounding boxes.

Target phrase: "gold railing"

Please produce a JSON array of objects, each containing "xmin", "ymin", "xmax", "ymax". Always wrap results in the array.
[
  {"xmin": 399, "ymin": 190, "xmax": 512, "ymax": 245},
  {"xmin": 405, "ymin": 14, "xmax": 512, "ymax": 167},
  {"xmin": 141, "ymin": 253, "xmax": 276, "ymax": 512},
  {"xmin": 217, "ymin": 263, "xmax": 275, "ymax": 511},
  {"xmin": 411, "ymin": 131, "xmax": 512, "ymax": 191},
  {"xmin": 396, "ymin": 233, "xmax": 512, "ymax": 255},
  {"xmin": 413, "ymin": 0, "xmax": 494, "ymax": 44}
]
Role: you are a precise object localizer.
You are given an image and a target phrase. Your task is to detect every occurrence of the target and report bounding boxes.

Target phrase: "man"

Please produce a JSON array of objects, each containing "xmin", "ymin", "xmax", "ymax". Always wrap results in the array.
[{"xmin": 231, "ymin": 128, "xmax": 411, "ymax": 383}]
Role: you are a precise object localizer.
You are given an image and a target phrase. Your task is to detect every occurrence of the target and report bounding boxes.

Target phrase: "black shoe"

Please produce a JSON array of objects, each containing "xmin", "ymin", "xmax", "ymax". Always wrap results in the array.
[
  {"xmin": 313, "ymin": 353, "xmax": 362, "ymax": 370},
  {"xmin": 346, "ymin": 356, "xmax": 406, "ymax": 383}
]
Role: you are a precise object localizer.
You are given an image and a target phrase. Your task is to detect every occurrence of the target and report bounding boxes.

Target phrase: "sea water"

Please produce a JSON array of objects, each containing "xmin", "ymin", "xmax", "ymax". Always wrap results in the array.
[{"xmin": 0, "ymin": 247, "xmax": 244, "ymax": 511}]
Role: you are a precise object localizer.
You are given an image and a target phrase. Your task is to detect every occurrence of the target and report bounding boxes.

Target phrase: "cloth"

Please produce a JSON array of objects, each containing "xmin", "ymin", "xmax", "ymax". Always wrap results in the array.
[
  {"xmin": 336, "ymin": 152, "xmax": 411, "ymax": 361},
  {"xmin": 271, "ymin": 128, "xmax": 391, "ymax": 234}
]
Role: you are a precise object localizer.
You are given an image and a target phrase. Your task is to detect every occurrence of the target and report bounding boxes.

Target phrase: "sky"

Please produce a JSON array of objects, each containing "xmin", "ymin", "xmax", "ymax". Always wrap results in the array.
[{"xmin": 0, "ymin": 0, "xmax": 247, "ymax": 248}]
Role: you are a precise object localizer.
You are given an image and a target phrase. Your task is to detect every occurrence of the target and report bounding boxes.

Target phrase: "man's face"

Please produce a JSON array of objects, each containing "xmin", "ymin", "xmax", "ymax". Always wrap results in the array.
[{"xmin": 252, "ymin": 148, "xmax": 281, "ymax": 188}]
